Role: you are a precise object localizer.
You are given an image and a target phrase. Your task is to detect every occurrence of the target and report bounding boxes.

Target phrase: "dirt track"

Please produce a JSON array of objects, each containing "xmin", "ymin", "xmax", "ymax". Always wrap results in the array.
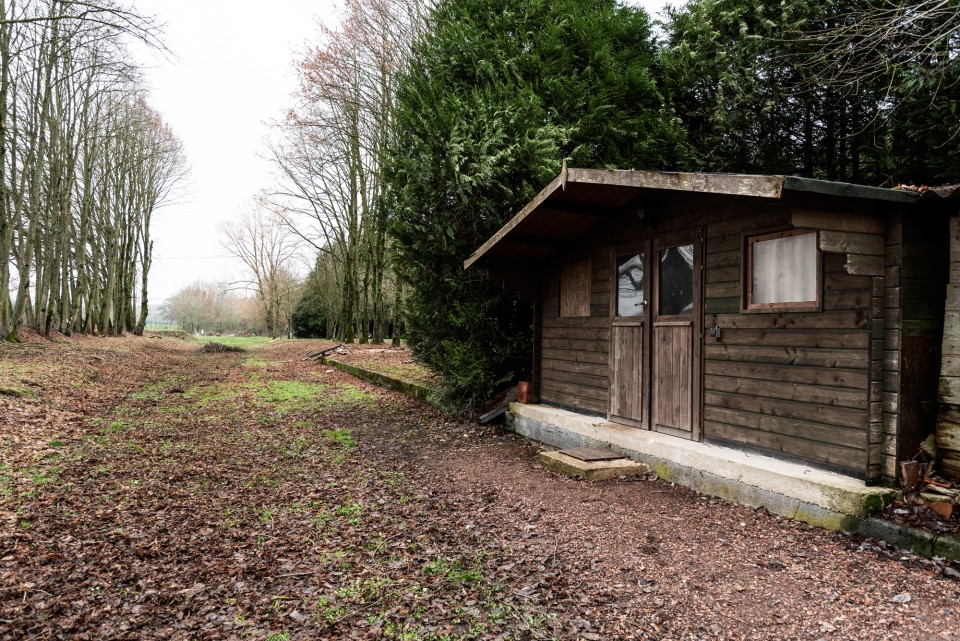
[{"xmin": 1, "ymin": 335, "xmax": 959, "ymax": 640}]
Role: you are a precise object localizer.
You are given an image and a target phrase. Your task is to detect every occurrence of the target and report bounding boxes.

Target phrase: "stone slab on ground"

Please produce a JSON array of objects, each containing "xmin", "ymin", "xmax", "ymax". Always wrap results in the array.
[{"xmin": 539, "ymin": 449, "xmax": 650, "ymax": 482}]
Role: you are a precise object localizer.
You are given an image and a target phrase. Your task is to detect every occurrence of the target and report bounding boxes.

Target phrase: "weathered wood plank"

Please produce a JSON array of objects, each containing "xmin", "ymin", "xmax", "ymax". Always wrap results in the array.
[
  {"xmin": 716, "ymin": 328, "xmax": 869, "ymax": 349},
  {"xmin": 823, "ymin": 289, "xmax": 872, "ymax": 311},
  {"xmin": 541, "ymin": 326, "xmax": 610, "ymax": 341},
  {"xmin": 703, "ymin": 360, "xmax": 868, "ymax": 390},
  {"xmin": 541, "ymin": 379, "xmax": 608, "ymax": 402},
  {"xmin": 882, "ymin": 392, "xmax": 899, "ymax": 414},
  {"xmin": 706, "ymin": 264, "xmax": 739, "ymax": 285},
  {"xmin": 940, "ymin": 355, "xmax": 960, "ymax": 378},
  {"xmin": 541, "ymin": 358, "xmax": 608, "ymax": 377},
  {"xmin": 819, "ymin": 230, "xmax": 884, "ymax": 256},
  {"xmin": 824, "ymin": 270, "xmax": 873, "ymax": 293},
  {"xmin": 846, "ymin": 254, "xmax": 884, "ymax": 276},
  {"xmin": 704, "ymin": 374, "xmax": 868, "ymax": 409},
  {"xmin": 939, "ymin": 376, "xmax": 960, "ymax": 405},
  {"xmin": 541, "ymin": 367, "xmax": 607, "ymax": 389},
  {"xmin": 541, "ymin": 338, "xmax": 608, "ymax": 352},
  {"xmin": 559, "ymin": 260, "xmax": 591, "ymax": 317},
  {"xmin": 711, "ymin": 310, "xmax": 869, "ymax": 330},
  {"xmin": 704, "ymin": 420, "xmax": 863, "ymax": 471},
  {"xmin": 705, "ymin": 390, "xmax": 867, "ymax": 429},
  {"xmin": 704, "ymin": 406, "xmax": 866, "ymax": 449},
  {"xmin": 705, "ymin": 249, "xmax": 740, "ymax": 268},
  {"xmin": 705, "ymin": 281, "xmax": 740, "ymax": 299},
  {"xmin": 542, "ymin": 316, "xmax": 609, "ymax": 330},
  {"xmin": 705, "ymin": 297, "xmax": 740, "ymax": 314},
  {"xmin": 940, "ymin": 315, "xmax": 960, "ymax": 356},
  {"xmin": 539, "ymin": 389, "xmax": 606, "ymax": 414},
  {"xmin": 541, "ymin": 347, "xmax": 608, "ymax": 365},
  {"xmin": 791, "ymin": 209, "xmax": 883, "ymax": 234},
  {"xmin": 704, "ymin": 344, "xmax": 869, "ymax": 369}
]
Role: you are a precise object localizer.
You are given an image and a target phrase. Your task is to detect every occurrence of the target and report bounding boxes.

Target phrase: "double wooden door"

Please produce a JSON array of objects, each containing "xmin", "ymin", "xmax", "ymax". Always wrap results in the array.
[{"xmin": 609, "ymin": 231, "xmax": 702, "ymax": 440}]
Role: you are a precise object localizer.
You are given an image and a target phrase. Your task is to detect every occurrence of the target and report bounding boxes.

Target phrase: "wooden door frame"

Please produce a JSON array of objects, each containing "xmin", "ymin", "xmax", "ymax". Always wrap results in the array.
[{"xmin": 650, "ymin": 229, "xmax": 703, "ymax": 441}]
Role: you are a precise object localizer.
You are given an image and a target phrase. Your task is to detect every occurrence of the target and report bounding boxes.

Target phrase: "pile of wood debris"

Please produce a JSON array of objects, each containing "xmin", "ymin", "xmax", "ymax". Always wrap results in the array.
[{"xmin": 885, "ymin": 436, "xmax": 959, "ymax": 535}]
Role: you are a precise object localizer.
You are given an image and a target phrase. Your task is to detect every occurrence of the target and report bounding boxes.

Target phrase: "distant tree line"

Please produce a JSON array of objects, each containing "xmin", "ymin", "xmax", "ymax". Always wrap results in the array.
[
  {"xmin": 161, "ymin": 281, "xmax": 265, "ymax": 336},
  {"xmin": 260, "ymin": 0, "xmax": 960, "ymax": 410},
  {"xmin": 0, "ymin": 0, "xmax": 185, "ymax": 342}
]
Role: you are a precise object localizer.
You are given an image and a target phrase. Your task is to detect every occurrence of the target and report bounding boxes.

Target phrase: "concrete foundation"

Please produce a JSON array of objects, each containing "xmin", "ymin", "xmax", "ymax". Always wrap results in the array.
[{"xmin": 508, "ymin": 403, "xmax": 897, "ymax": 531}]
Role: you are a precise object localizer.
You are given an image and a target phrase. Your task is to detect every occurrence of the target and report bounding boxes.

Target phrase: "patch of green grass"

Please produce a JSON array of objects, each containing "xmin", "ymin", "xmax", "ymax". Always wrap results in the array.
[
  {"xmin": 329, "ymin": 384, "xmax": 377, "ymax": 406},
  {"xmin": 129, "ymin": 379, "xmax": 176, "ymax": 401},
  {"xmin": 422, "ymin": 559, "xmax": 483, "ymax": 586},
  {"xmin": 251, "ymin": 380, "xmax": 328, "ymax": 413},
  {"xmin": 48, "ymin": 438, "xmax": 65, "ymax": 447},
  {"xmin": 0, "ymin": 385, "xmax": 27, "ymax": 398},
  {"xmin": 0, "ymin": 362, "xmax": 91, "ymax": 396},
  {"xmin": 125, "ymin": 441, "xmax": 146, "ymax": 454},
  {"xmin": 283, "ymin": 435, "xmax": 314, "ymax": 459},
  {"xmin": 323, "ymin": 428, "xmax": 356, "ymax": 449},
  {"xmin": 103, "ymin": 419, "xmax": 135, "ymax": 435},
  {"xmin": 183, "ymin": 383, "xmax": 237, "ymax": 407},
  {"xmin": 0, "ymin": 463, "xmax": 13, "ymax": 498},
  {"xmin": 265, "ymin": 633, "xmax": 290, "ymax": 641},
  {"xmin": 334, "ymin": 502, "xmax": 363, "ymax": 518},
  {"xmin": 27, "ymin": 466, "xmax": 61, "ymax": 486}
]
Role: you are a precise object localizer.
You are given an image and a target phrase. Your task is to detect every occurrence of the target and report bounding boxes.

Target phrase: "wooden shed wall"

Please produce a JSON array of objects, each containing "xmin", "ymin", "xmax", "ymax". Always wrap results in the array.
[
  {"xmin": 534, "ymin": 194, "xmax": 900, "ymax": 478},
  {"xmin": 539, "ymin": 250, "xmax": 611, "ymax": 414},
  {"xmin": 937, "ymin": 217, "xmax": 960, "ymax": 478},
  {"xmin": 888, "ymin": 215, "xmax": 947, "ymax": 478},
  {"xmin": 702, "ymin": 212, "xmax": 875, "ymax": 477}
]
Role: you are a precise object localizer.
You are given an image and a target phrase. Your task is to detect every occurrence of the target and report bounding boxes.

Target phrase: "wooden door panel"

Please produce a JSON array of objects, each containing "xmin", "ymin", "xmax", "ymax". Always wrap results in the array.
[
  {"xmin": 653, "ymin": 321, "xmax": 693, "ymax": 433},
  {"xmin": 611, "ymin": 324, "xmax": 643, "ymax": 423},
  {"xmin": 651, "ymin": 232, "xmax": 701, "ymax": 440}
]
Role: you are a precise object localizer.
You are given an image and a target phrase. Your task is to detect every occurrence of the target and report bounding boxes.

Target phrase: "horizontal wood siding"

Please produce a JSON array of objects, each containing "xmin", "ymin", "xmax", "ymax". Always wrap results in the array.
[
  {"xmin": 937, "ymin": 217, "xmax": 960, "ymax": 478},
  {"xmin": 539, "ymin": 255, "xmax": 610, "ymax": 413},
  {"xmin": 703, "ymin": 212, "xmax": 875, "ymax": 477}
]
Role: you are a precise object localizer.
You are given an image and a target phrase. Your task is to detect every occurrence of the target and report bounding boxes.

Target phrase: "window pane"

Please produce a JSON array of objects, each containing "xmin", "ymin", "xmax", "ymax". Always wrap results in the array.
[
  {"xmin": 659, "ymin": 245, "xmax": 694, "ymax": 316},
  {"xmin": 752, "ymin": 232, "xmax": 817, "ymax": 305},
  {"xmin": 616, "ymin": 253, "xmax": 645, "ymax": 317}
]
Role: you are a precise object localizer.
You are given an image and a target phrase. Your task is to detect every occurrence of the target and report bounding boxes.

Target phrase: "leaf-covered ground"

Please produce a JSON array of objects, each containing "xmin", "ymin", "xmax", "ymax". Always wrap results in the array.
[{"xmin": 1, "ymin": 334, "xmax": 959, "ymax": 640}]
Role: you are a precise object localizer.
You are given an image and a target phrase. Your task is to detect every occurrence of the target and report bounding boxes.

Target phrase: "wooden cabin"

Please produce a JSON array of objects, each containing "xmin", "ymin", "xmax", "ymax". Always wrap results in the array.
[{"xmin": 466, "ymin": 169, "xmax": 958, "ymax": 485}]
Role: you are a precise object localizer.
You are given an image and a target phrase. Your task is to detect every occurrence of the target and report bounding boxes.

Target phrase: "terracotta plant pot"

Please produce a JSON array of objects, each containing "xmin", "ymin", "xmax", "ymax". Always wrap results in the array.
[{"xmin": 517, "ymin": 381, "xmax": 531, "ymax": 404}]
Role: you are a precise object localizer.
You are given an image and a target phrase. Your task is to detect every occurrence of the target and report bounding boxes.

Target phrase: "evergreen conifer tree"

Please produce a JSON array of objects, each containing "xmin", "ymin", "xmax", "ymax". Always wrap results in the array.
[{"xmin": 387, "ymin": 0, "xmax": 689, "ymax": 411}]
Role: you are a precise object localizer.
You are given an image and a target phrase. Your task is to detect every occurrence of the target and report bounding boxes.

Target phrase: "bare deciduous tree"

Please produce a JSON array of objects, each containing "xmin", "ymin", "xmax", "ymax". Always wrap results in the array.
[
  {"xmin": 262, "ymin": 0, "xmax": 427, "ymax": 344},
  {"xmin": 0, "ymin": 0, "xmax": 184, "ymax": 341},
  {"xmin": 221, "ymin": 205, "xmax": 302, "ymax": 339}
]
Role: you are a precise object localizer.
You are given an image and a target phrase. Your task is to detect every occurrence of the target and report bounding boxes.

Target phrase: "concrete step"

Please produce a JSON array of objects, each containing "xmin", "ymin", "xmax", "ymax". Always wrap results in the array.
[{"xmin": 539, "ymin": 448, "xmax": 650, "ymax": 481}]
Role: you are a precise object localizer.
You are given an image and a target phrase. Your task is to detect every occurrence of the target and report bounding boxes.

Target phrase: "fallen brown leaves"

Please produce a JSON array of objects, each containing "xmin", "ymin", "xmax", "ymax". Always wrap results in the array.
[{"xmin": 1, "ymin": 333, "xmax": 959, "ymax": 640}]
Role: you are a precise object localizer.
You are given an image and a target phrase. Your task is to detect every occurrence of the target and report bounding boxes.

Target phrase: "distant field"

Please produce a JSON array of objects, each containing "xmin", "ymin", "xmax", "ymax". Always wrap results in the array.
[{"xmin": 194, "ymin": 335, "xmax": 275, "ymax": 348}]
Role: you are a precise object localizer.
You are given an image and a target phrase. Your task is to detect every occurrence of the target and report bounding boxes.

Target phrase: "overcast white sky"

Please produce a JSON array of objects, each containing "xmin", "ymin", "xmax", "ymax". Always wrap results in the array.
[{"xmin": 137, "ymin": 0, "xmax": 676, "ymax": 307}]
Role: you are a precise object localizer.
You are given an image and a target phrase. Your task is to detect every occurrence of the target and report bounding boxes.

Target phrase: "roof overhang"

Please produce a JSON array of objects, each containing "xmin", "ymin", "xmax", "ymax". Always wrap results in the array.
[{"xmin": 465, "ymin": 168, "xmax": 926, "ymax": 270}]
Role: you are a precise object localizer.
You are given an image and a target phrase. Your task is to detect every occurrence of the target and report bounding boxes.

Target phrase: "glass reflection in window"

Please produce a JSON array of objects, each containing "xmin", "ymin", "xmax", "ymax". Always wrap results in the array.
[
  {"xmin": 659, "ymin": 244, "xmax": 694, "ymax": 316},
  {"xmin": 616, "ymin": 253, "xmax": 645, "ymax": 317}
]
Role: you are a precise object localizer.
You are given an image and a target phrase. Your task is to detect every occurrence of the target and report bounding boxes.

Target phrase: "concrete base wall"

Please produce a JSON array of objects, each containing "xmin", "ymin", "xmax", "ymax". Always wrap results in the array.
[{"xmin": 507, "ymin": 404, "xmax": 897, "ymax": 531}]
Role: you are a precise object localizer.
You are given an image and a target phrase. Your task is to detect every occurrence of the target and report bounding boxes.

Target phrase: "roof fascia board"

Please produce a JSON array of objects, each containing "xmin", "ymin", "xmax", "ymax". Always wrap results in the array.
[
  {"xmin": 464, "ymin": 172, "xmax": 566, "ymax": 270},
  {"xmin": 567, "ymin": 169, "xmax": 786, "ymax": 199},
  {"xmin": 781, "ymin": 175, "xmax": 919, "ymax": 204}
]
